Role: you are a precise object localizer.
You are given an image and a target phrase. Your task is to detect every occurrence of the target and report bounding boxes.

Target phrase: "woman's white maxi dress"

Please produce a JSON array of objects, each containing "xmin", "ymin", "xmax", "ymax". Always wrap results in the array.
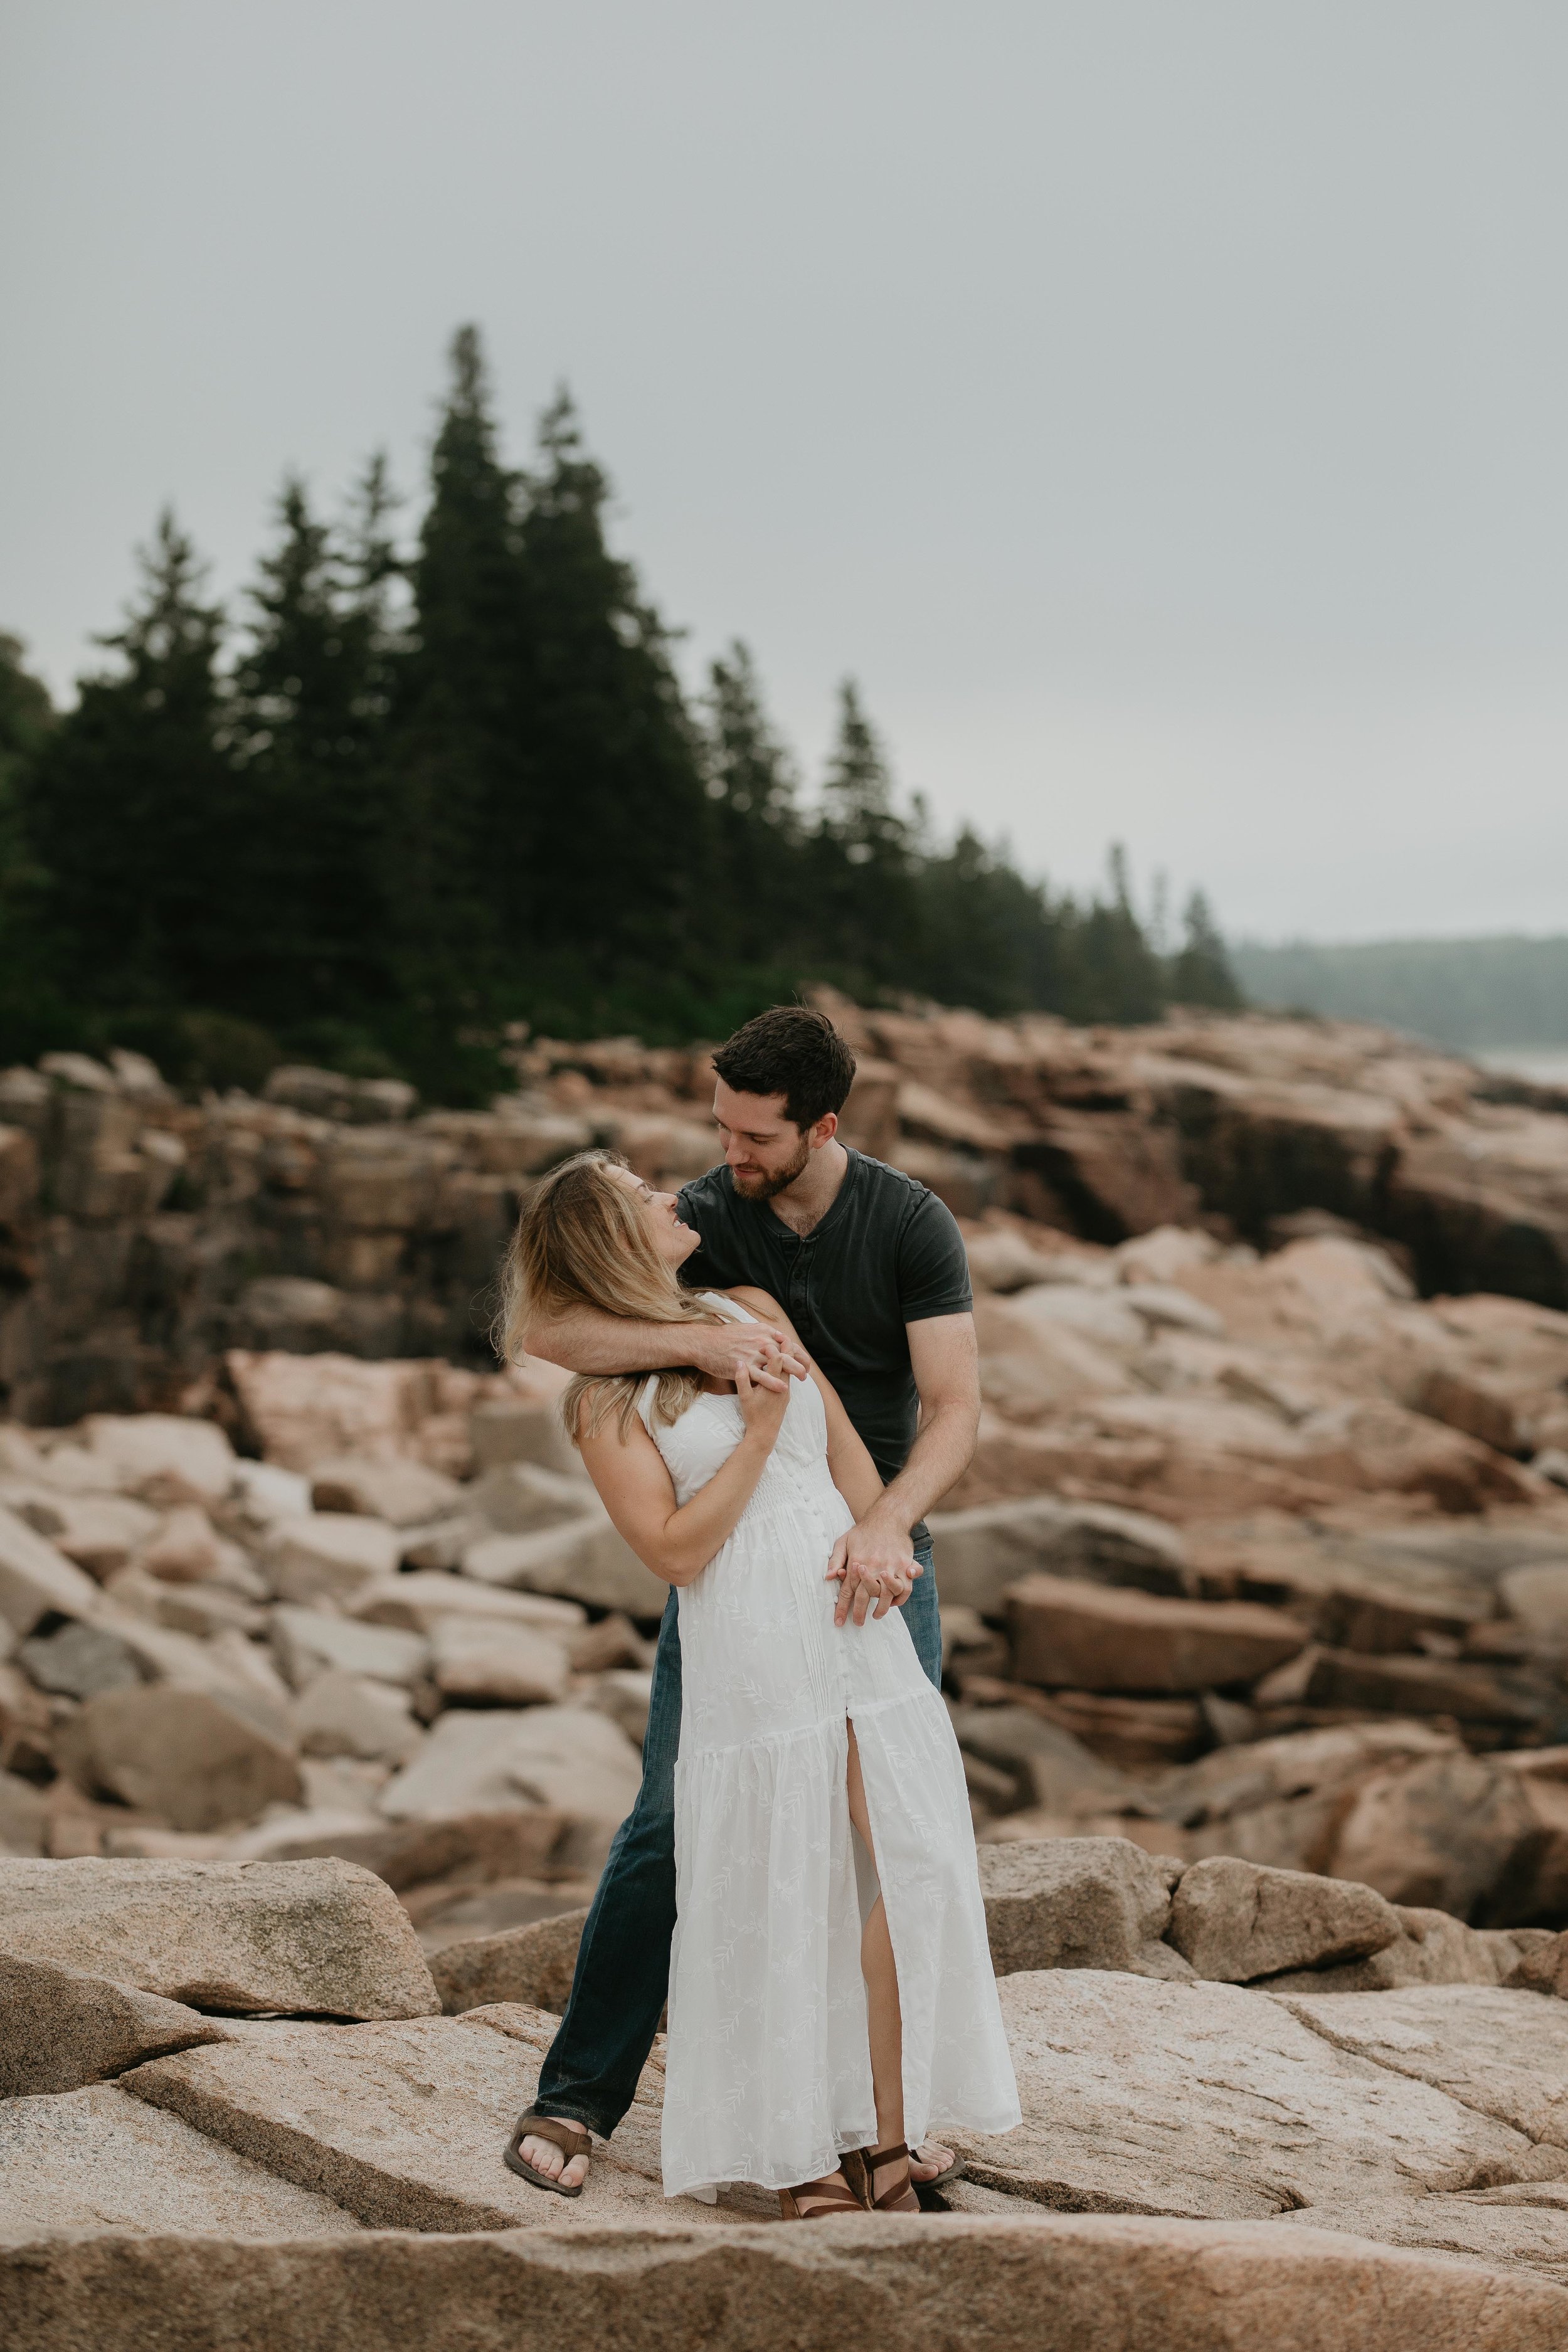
[{"xmin": 644, "ymin": 1298, "xmax": 1019, "ymax": 2200}]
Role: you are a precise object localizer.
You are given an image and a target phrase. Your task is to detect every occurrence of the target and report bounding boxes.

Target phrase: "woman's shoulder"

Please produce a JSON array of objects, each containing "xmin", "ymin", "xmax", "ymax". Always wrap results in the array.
[{"xmin": 717, "ymin": 1283, "xmax": 794, "ymax": 1332}]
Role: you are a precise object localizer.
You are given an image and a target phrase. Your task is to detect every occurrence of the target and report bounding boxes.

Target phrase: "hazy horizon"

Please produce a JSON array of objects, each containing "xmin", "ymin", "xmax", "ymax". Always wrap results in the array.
[{"xmin": 4, "ymin": 2, "xmax": 1565, "ymax": 946}]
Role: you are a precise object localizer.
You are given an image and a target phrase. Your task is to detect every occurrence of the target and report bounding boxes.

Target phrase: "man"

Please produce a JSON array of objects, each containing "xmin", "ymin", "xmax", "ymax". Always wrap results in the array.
[{"xmin": 516, "ymin": 1003, "xmax": 980, "ymax": 2194}]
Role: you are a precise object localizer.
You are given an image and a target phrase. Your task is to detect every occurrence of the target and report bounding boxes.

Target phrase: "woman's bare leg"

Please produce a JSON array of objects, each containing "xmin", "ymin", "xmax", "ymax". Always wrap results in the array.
[{"xmin": 845, "ymin": 1722, "xmax": 906, "ymax": 2158}]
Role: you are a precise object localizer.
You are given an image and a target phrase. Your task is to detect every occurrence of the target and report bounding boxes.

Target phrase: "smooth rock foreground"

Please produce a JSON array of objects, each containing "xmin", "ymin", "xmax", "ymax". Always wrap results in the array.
[
  {"xmin": 6, "ymin": 1851, "xmax": 1568, "ymax": 2346},
  {"xmin": 3, "ymin": 2217, "xmax": 1565, "ymax": 2352}
]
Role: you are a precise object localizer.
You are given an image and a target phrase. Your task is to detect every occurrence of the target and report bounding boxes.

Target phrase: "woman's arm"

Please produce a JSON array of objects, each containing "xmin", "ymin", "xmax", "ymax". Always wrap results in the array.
[
  {"xmin": 577, "ymin": 1361, "xmax": 790, "ymax": 1587},
  {"xmin": 723, "ymin": 1288, "xmax": 883, "ymax": 1518}
]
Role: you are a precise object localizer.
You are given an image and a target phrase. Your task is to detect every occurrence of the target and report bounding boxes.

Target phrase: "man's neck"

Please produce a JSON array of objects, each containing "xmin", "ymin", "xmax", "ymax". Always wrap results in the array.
[{"xmin": 764, "ymin": 1138, "xmax": 851, "ymax": 1237}]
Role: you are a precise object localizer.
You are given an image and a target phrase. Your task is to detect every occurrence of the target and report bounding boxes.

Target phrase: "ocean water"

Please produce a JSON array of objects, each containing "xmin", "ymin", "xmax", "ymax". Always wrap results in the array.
[{"xmin": 1473, "ymin": 1047, "xmax": 1568, "ymax": 1087}]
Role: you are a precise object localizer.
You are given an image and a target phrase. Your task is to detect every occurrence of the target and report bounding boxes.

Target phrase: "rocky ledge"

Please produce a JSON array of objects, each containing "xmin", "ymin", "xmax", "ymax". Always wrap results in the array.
[
  {"xmin": 4, "ymin": 1845, "xmax": 1568, "ymax": 2348},
  {"xmin": 3, "ymin": 996, "xmax": 1568, "ymax": 1428}
]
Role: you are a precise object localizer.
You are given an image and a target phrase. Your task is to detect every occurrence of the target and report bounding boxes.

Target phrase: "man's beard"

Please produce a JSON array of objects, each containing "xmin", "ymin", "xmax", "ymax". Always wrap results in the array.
[{"xmin": 732, "ymin": 1135, "xmax": 811, "ymax": 1200}]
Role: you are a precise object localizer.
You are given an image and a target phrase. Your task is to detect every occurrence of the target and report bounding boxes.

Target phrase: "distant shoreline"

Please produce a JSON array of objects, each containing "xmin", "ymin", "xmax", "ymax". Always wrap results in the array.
[
  {"xmin": 1232, "ymin": 934, "xmax": 1568, "ymax": 1059},
  {"xmin": 1473, "ymin": 1046, "xmax": 1568, "ymax": 1086}
]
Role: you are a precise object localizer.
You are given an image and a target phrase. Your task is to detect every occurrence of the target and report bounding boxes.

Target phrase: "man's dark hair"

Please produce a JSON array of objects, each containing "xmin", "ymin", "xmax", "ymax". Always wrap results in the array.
[{"xmin": 711, "ymin": 1005, "xmax": 857, "ymax": 1131}]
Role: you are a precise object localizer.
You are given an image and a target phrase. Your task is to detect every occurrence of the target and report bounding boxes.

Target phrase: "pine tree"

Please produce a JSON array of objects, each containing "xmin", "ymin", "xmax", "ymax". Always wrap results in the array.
[
  {"xmin": 510, "ymin": 388, "xmax": 714, "ymax": 1014},
  {"xmin": 225, "ymin": 474, "xmax": 393, "ymax": 1031},
  {"xmin": 917, "ymin": 827, "xmax": 1070, "ymax": 1015},
  {"xmin": 1057, "ymin": 846, "xmax": 1167, "ymax": 1024},
  {"xmin": 701, "ymin": 642, "xmax": 803, "ymax": 956},
  {"xmin": 23, "ymin": 512, "xmax": 241, "ymax": 1013},
  {"xmin": 1168, "ymin": 888, "xmax": 1244, "ymax": 1009},
  {"xmin": 389, "ymin": 326, "xmax": 529, "ymax": 1037},
  {"xmin": 812, "ymin": 681, "xmax": 921, "ymax": 992},
  {"xmin": 0, "ymin": 633, "xmax": 53, "ymax": 916},
  {"xmin": 0, "ymin": 635, "xmax": 72, "ymax": 1059}
]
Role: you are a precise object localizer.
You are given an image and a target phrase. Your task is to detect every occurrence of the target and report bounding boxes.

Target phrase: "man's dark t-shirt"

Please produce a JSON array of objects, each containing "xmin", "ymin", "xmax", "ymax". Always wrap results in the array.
[{"xmin": 675, "ymin": 1150, "xmax": 973, "ymax": 1538}]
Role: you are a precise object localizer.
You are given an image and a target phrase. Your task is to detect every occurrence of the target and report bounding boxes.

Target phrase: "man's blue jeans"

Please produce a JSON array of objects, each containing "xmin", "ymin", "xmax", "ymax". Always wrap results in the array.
[{"xmin": 533, "ymin": 1541, "xmax": 941, "ymax": 2140}]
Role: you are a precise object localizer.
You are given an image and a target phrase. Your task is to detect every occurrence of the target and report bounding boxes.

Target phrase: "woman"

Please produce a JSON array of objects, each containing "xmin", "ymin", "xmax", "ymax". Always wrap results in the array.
[{"xmin": 500, "ymin": 1152, "xmax": 1018, "ymax": 2218}]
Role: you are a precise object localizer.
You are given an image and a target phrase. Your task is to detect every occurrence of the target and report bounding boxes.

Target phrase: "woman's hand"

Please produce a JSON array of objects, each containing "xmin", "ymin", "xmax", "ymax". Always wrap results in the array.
[
  {"xmin": 734, "ymin": 1350, "xmax": 795, "ymax": 1451},
  {"xmin": 692, "ymin": 1320, "xmax": 801, "ymax": 1391}
]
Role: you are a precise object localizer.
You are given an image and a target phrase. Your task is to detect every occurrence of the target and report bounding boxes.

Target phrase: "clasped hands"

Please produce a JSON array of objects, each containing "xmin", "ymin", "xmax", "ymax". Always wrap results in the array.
[{"xmin": 694, "ymin": 1319, "xmax": 918, "ymax": 1629}]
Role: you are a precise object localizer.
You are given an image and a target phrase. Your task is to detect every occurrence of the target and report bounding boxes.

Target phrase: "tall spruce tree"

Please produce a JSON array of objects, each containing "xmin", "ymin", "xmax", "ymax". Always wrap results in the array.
[
  {"xmin": 812, "ymin": 681, "xmax": 920, "ymax": 991},
  {"xmin": 511, "ymin": 389, "xmax": 714, "ymax": 1015},
  {"xmin": 226, "ymin": 476, "xmax": 393, "ymax": 1027},
  {"xmin": 918, "ymin": 826, "xmax": 1070, "ymax": 1015},
  {"xmin": 0, "ymin": 635, "xmax": 69, "ymax": 1057},
  {"xmin": 390, "ymin": 326, "xmax": 527, "ymax": 1037},
  {"xmin": 1167, "ymin": 887, "xmax": 1243, "ymax": 1009},
  {"xmin": 701, "ymin": 642, "xmax": 803, "ymax": 956},
  {"xmin": 23, "ymin": 511, "xmax": 241, "ymax": 1014},
  {"xmin": 1056, "ymin": 847, "xmax": 1167, "ymax": 1024}
]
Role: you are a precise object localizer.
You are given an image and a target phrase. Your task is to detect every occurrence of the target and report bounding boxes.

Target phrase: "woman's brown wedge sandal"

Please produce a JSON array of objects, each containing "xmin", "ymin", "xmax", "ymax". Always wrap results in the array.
[
  {"xmin": 862, "ymin": 2141, "xmax": 921, "ymax": 2213},
  {"xmin": 778, "ymin": 2165, "xmax": 867, "ymax": 2220},
  {"xmin": 504, "ymin": 2111, "xmax": 593, "ymax": 2197}
]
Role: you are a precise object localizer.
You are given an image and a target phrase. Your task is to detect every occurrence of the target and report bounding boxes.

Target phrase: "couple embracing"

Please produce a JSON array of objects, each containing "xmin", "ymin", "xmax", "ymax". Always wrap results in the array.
[{"xmin": 498, "ymin": 1005, "xmax": 1019, "ymax": 2219}]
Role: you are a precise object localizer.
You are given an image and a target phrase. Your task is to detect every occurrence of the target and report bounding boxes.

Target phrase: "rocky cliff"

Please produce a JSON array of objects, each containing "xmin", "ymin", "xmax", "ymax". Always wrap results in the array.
[{"xmin": 3, "ymin": 999, "xmax": 1568, "ymax": 1426}]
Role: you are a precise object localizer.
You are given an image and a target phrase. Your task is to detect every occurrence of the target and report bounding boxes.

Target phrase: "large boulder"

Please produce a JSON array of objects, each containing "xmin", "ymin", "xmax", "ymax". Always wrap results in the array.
[
  {"xmin": 950, "ymin": 1969, "xmax": 1564, "ymax": 2221},
  {"xmin": 1324, "ymin": 1749, "xmax": 1534, "ymax": 1917},
  {"xmin": 5, "ymin": 1490, "xmax": 159, "ymax": 1579},
  {"xmin": 949, "ymin": 1703, "xmax": 1133, "ymax": 1814},
  {"xmin": 120, "ymin": 2009, "xmax": 695, "ymax": 2232},
  {"xmin": 428, "ymin": 1618, "xmax": 572, "ymax": 1705},
  {"xmin": 467, "ymin": 1395, "xmax": 578, "ymax": 1476},
  {"xmin": 469, "ymin": 1462, "xmax": 600, "ymax": 1533},
  {"xmin": 294, "ymin": 1670, "xmax": 425, "ymax": 1765},
  {"xmin": 1513, "ymin": 1930, "xmax": 1568, "ymax": 2000},
  {"xmin": 308, "ymin": 1456, "xmax": 464, "ymax": 1527},
  {"xmin": 1267, "ymin": 1905, "xmax": 1541, "ymax": 1994},
  {"xmin": 349, "ymin": 1571, "xmax": 586, "ymax": 1637},
  {"xmin": 0, "ymin": 1503, "xmax": 102, "ymax": 1636},
  {"xmin": 80, "ymin": 1415, "xmax": 237, "ymax": 1508},
  {"xmin": 977, "ymin": 1838, "xmax": 1189, "ymax": 1978},
  {"xmin": 378, "ymin": 1706, "xmax": 642, "ymax": 1863},
  {"xmin": 55, "ymin": 1686, "xmax": 304, "ymax": 1831},
  {"xmin": 1167, "ymin": 1858, "xmax": 1404, "ymax": 1984},
  {"xmin": 18, "ymin": 1619, "xmax": 146, "ymax": 1700},
  {"xmin": 0, "ymin": 1858, "xmax": 440, "ymax": 2018},
  {"xmin": 270, "ymin": 1604, "xmax": 430, "ymax": 1691},
  {"xmin": 1007, "ymin": 1576, "xmax": 1307, "ymax": 1693},
  {"xmin": 462, "ymin": 1516, "xmax": 662, "ymax": 1617},
  {"xmin": 1301, "ymin": 1648, "xmax": 1541, "ymax": 1727},
  {"xmin": 0, "ymin": 1951, "xmax": 230, "ymax": 2095},
  {"xmin": 430, "ymin": 1905, "xmax": 590, "ymax": 2015},
  {"xmin": 0, "ymin": 2082, "xmax": 360, "ymax": 2242},
  {"xmin": 264, "ymin": 1513, "xmax": 400, "ymax": 1606},
  {"xmin": 928, "ymin": 1496, "xmax": 1190, "ymax": 1613},
  {"xmin": 231, "ymin": 1808, "xmax": 568, "ymax": 1889},
  {"xmin": 1272, "ymin": 1984, "xmax": 1568, "ymax": 2153}
]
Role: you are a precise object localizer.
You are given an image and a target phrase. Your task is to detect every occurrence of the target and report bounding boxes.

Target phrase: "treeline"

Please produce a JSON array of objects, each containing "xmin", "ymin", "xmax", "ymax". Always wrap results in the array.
[
  {"xmin": 1233, "ymin": 934, "xmax": 1568, "ymax": 1052},
  {"xmin": 0, "ymin": 328, "xmax": 1241, "ymax": 1103}
]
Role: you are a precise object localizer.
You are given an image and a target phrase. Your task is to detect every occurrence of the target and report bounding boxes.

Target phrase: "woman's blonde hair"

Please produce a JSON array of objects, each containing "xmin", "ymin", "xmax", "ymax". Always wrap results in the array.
[{"xmin": 496, "ymin": 1150, "xmax": 728, "ymax": 1444}]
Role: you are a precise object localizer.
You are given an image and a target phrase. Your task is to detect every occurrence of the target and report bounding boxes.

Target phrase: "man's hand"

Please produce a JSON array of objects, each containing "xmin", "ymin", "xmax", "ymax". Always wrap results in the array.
[
  {"xmin": 690, "ymin": 1321, "xmax": 805, "ymax": 1392},
  {"xmin": 825, "ymin": 1507, "xmax": 921, "ymax": 1626}
]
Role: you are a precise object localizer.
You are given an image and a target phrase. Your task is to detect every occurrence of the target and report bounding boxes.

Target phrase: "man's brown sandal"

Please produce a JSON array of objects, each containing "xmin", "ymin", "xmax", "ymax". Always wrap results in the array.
[
  {"xmin": 863, "ymin": 2141, "xmax": 921, "ymax": 2213},
  {"xmin": 909, "ymin": 2143, "xmax": 965, "ymax": 2193},
  {"xmin": 504, "ymin": 2110, "xmax": 593, "ymax": 2198},
  {"xmin": 778, "ymin": 2164, "xmax": 867, "ymax": 2220}
]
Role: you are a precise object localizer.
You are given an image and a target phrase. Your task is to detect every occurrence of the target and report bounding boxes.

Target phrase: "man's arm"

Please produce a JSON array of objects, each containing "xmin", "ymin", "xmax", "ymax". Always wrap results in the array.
[
  {"xmin": 827, "ymin": 1313, "xmax": 980, "ymax": 1626},
  {"xmin": 524, "ymin": 1301, "xmax": 795, "ymax": 1387}
]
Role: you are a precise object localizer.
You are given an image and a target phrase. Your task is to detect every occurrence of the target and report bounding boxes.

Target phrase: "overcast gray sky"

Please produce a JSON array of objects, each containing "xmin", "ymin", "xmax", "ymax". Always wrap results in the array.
[{"xmin": 3, "ymin": 1, "xmax": 1565, "ymax": 943}]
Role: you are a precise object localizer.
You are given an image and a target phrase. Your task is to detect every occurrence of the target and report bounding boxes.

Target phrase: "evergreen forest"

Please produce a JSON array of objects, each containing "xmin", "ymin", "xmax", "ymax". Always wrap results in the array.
[{"xmin": 0, "ymin": 329, "xmax": 1242, "ymax": 1104}]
